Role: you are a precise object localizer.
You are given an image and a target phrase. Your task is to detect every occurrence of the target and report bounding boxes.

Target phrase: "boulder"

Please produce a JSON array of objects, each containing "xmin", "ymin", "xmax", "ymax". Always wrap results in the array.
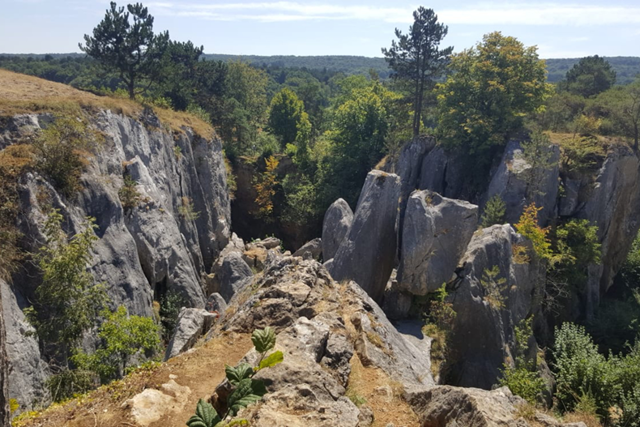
[
  {"xmin": 382, "ymin": 269, "xmax": 413, "ymax": 320},
  {"xmin": 123, "ymin": 379, "xmax": 191, "ymax": 426},
  {"xmin": 292, "ymin": 238, "xmax": 322, "ymax": 260},
  {"xmin": 329, "ymin": 171, "xmax": 401, "ymax": 301},
  {"xmin": 418, "ymin": 146, "xmax": 469, "ymax": 200},
  {"xmin": 394, "ymin": 137, "xmax": 436, "ymax": 217},
  {"xmin": 164, "ymin": 308, "xmax": 218, "ymax": 360},
  {"xmin": 446, "ymin": 224, "xmax": 545, "ymax": 389},
  {"xmin": 484, "ymin": 140, "xmax": 560, "ymax": 225},
  {"xmin": 397, "ymin": 190, "xmax": 478, "ymax": 295},
  {"xmin": 214, "ymin": 252, "xmax": 254, "ymax": 303},
  {"xmin": 321, "ymin": 198, "xmax": 353, "ymax": 261},
  {"xmin": 205, "ymin": 292, "xmax": 227, "ymax": 315},
  {"xmin": 0, "ymin": 282, "xmax": 10, "ymax": 427},
  {"xmin": 260, "ymin": 237, "xmax": 282, "ymax": 249},
  {"xmin": 1, "ymin": 280, "xmax": 50, "ymax": 413},
  {"xmin": 409, "ymin": 386, "xmax": 586, "ymax": 427}
]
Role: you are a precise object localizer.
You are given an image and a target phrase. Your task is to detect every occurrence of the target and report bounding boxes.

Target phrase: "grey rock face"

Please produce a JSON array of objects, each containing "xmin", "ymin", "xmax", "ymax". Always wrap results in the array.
[
  {"xmin": 409, "ymin": 386, "xmax": 585, "ymax": 427},
  {"xmin": 1, "ymin": 280, "xmax": 50, "ymax": 413},
  {"xmin": 0, "ymin": 282, "xmax": 10, "ymax": 427},
  {"xmin": 382, "ymin": 269, "xmax": 413, "ymax": 320},
  {"xmin": 394, "ymin": 137, "xmax": 436, "ymax": 214},
  {"xmin": 329, "ymin": 171, "xmax": 401, "ymax": 302},
  {"xmin": 397, "ymin": 191, "xmax": 478, "ymax": 296},
  {"xmin": 446, "ymin": 224, "xmax": 545, "ymax": 389},
  {"xmin": 292, "ymin": 238, "xmax": 322, "ymax": 260},
  {"xmin": 214, "ymin": 252, "xmax": 253, "ymax": 303},
  {"xmin": 164, "ymin": 308, "xmax": 218, "ymax": 360},
  {"xmin": 321, "ymin": 198, "xmax": 353, "ymax": 261},
  {"xmin": 484, "ymin": 140, "xmax": 560, "ymax": 225},
  {"xmin": 418, "ymin": 146, "xmax": 469, "ymax": 200},
  {"xmin": 576, "ymin": 145, "xmax": 640, "ymax": 313}
]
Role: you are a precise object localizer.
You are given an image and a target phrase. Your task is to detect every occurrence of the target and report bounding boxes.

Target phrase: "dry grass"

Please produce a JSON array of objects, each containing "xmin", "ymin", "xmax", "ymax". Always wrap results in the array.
[
  {"xmin": 0, "ymin": 69, "xmax": 214, "ymax": 138},
  {"xmin": 15, "ymin": 332, "xmax": 253, "ymax": 427},
  {"xmin": 562, "ymin": 411, "xmax": 603, "ymax": 427}
]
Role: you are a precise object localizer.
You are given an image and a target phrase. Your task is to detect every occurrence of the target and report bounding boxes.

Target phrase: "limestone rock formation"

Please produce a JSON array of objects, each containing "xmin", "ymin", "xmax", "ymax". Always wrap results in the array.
[
  {"xmin": 321, "ymin": 198, "xmax": 353, "ymax": 261},
  {"xmin": 397, "ymin": 190, "xmax": 478, "ymax": 295},
  {"xmin": 484, "ymin": 139, "xmax": 560, "ymax": 225},
  {"xmin": 0, "ymin": 283, "xmax": 10, "ymax": 427},
  {"xmin": 446, "ymin": 224, "xmax": 545, "ymax": 389},
  {"xmin": 210, "ymin": 251, "xmax": 253, "ymax": 303},
  {"xmin": 0, "ymin": 280, "xmax": 50, "ymax": 413},
  {"xmin": 409, "ymin": 386, "xmax": 586, "ymax": 427},
  {"xmin": 123, "ymin": 379, "xmax": 192, "ymax": 426},
  {"xmin": 292, "ymin": 237, "xmax": 322, "ymax": 260},
  {"xmin": 329, "ymin": 171, "xmax": 401, "ymax": 301},
  {"xmin": 164, "ymin": 308, "xmax": 218, "ymax": 360}
]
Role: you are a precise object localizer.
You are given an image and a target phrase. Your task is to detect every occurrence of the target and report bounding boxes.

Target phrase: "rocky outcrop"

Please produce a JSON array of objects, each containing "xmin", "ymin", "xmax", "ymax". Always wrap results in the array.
[
  {"xmin": 210, "ymin": 252, "xmax": 253, "ymax": 303},
  {"xmin": 1, "ymin": 110, "xmax": 231, "ymax": 409},
  {"xmin": 164, "ymin": 308, "xmax": 218, "ymax": 360},
  {"xmin": 397, "ymin": 191, "xmax": 478, "ymax": 296},
  {"xmin": 409, "ymin": 386, "xmax": 585, "ymax": 427},
  {"xmin": 0, "ymin": 280, "xmax": 50, "ymax": 413},
  {"xmin": 446, "ymin": 225, "xmax": 545, "ymax": 389},
  {"xmin": 123, "ymin": 379, "xmax": 192, "ymax": 426},
  {"xmin": 329, "ymin": 171, "xmax": 401, "ymax": 302},
  {"xmin": 418, "ymin": 146, "xmax": 469, "ymax": 200},
  {"xmin": 0, "ymin": 283, "xmax": 10, "ymax": 427},
  {"xmin": 321, "ymin": 198, "xmax": 353, "ymax": 261},
  {"xmin": 210, "ymin": 253, "xmax": 433, "ymax": 425},
  {"xmin": 484, "ymin": 140, "xmax": 560, "ymax": 225},
  {"xmin": 575, "ymin": 145, "xmax": 640, "ymax": 313},
  {"xmin": 292, "ymin": 238, "xmax": 322, "ymax": 260}
]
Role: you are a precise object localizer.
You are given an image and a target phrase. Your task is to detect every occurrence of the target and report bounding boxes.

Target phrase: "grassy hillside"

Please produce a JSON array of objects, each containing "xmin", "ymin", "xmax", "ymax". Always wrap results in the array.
[{"xmin": 545, "ymin": 56, "xmax": 640, "ymax": 84}]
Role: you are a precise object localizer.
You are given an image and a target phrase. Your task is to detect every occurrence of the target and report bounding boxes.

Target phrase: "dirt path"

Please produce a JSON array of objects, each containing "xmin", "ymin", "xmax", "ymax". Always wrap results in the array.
[{"xmin": 17, "ymin": 332, "xmax": 253, "ymax": 427}]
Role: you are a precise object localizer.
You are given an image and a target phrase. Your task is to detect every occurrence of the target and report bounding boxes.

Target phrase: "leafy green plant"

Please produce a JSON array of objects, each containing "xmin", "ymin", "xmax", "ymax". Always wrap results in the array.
[
  {"xmin": 481, "ymin": 195, "xmax": 506, "ymax": 228},
  {"xmin": 422, "ymin": 284, "xmax": 457, "ymax": 377},
  {"xmin": 186, "ymin": 327, "xmax": 283, "ymax": 426},
  {"xmin": 159, "ymin": 290, "xmax": 186, "ymax": 341},
  {"xmin": 178, "ymin": 196, "xmax": 200, "ymax": 221},
  {"xmin": 515, "ymin": 203, "xmax": 552, "ymax": 260},
  {"xmin": 72, "ymin": 305, "xmax": 161, "ymax": 383},
  {"xmin": 174, "ymin": 145, "xmax": 183, "ymax": 160},
  {"xmin": 24, "ymin": 209, "xmax": 108, "ymax": 364},
  {"xmin": 118, "ymin": 174, "xmax": 141, "ymax": 210},
  {"xmin": 481, "ymin": 265, "xmax": 507, "ymax": 309},
  {"xmin": 500, "ymin": 318, "xmax": 546, "ymax": 404}
]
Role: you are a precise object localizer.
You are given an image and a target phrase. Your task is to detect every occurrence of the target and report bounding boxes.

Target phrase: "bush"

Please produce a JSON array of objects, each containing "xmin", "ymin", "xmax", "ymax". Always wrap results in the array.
[
  {"xmin": 46, "ymin": 369, "xmax": 97, "ymax": 403},
  {"xmin": 118, "ymin": 175, "xmax": 141, "ymax": 210},
  {"xmin": 515, "ymin": 203, "xmax": 552, "ymax": 260},
  {"xmin": 481, "ymin": 265, "xmax": 507, "ymax": 309},
  {"xmin": 481, "ymin": 195, "xmax": 506, "ymax": 228},
  {"xmin": 553, "ymin": 323, "xmax": 615, "ymax": 419},
  {"xmin": 72, "ymin": 306, "xmax": 160, "ymax": 384},
  {"xmin": 32, "ymin": 116, "xmax": 98, "ymax": 197},
  {"xmin": 159, "ymin": 290, "xmax": 186, "ymax": 342},
  {"xmin": 550, "ymin": 219, "xmax": 601, "ymax": 289}
]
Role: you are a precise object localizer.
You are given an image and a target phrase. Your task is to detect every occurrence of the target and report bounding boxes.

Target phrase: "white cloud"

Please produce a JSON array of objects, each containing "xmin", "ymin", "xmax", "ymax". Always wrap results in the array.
[{"xmin": 146, "ymin": 2, "xmax": 640, "ymax": 26}]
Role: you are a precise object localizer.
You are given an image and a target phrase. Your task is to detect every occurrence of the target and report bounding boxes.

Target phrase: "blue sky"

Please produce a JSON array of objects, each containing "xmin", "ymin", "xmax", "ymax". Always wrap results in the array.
[{"xmin": 2, "ymin": 0, "xmax": 639, "ymax": 58}]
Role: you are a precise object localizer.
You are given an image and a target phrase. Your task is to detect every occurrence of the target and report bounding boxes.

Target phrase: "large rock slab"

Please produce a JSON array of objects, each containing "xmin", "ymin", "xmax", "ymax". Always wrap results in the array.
[
  {"xmin": 164, "ymin": 308, "xmax": 218, "ymax": 360},
  {"xmin": 1, "ymin": 280, "xmax": 50, "ymax": 413},
  {"xmin": 397, "ymin": 190, "xmax": 478, "ymax": 295},
  {"xmin": 409, "ymin": 386, "xmax": 586, "ymax": 427},
  {"xmin": 446, "ymin": 224, "xmax": 545, "ymax": 389},
  {"xmin": 213, "ymin": 252, "xmax": 253, "ymax": 303},
  {"xmin": 292, "ymin": 238, "xmax": 322, "ymax": 260},
  {"xmin": 321, "ymin": 199, "xmax": 353, "ymax": 261},
  {"xmin": 0, "ymin": 281, "xmax": 11, "ymax": 427},
  {"xmin": 484, "ymin": 139, "xmax": 560, "ymax": 226},
  {"xmin": 329, "ymin": 171, "xmax": 401, "ymax": 301}
]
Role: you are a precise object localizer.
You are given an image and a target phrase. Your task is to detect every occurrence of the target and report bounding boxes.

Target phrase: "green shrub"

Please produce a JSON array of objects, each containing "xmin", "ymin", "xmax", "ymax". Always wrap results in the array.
[
  {"xmin": 515, "ymin": 203, "xmax": 552, "ymax": 260},
  {"xmin": 118, "ymin": 175, "xmax": 141, "ymax": 210},
  {"xmin": 159, "ymin": 290, "xmax": 186, "ymax": 342},
  {"xmin": 24, "ymin": 210, "xmax": 108, "ymax": 363},
  {"xmin": 46, "ymin": 369, "xmax": 97, "ymax": 403},
  {"xmin": 552, "ymin": 323, "xmax": 616, "ymax": 419},
  {"xmin": 481, "ymin": 265, "xmax": 507, "ymax": 310},
  {"xmin": 481, "ymin": 195, "xmax": 506, "ymax": 228},
  {"xmin": 72, "ymin": 305, "xmax": 160, "ymax": 384},
  {"xmin": 178, "ymin": 196, "xmax": 200, "ymax": 221},
  {"xmin": 32, "ymin": 116, "xmax": 98, "ymax": 197},
  {"xmin": 186, "ymin": 327, "xmax": 283, "ymax": 426},
  {"xmin": 550, "ymin": 219, "xmax": 601, "ymax": 291}
]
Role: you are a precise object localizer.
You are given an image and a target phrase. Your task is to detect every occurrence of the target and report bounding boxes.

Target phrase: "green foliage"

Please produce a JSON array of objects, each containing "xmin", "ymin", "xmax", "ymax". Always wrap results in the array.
[
  {"xmin": 552, "ymin": 323, "xmax": 617, "ymax": 420},
  {"xmin": 500, "ymin": 318, "xmax": 546, "ymax": 404},
  {"xmin": 46, "ymin": 369, "xmax": 97, "ymax": 403},
  {"xmin": 556, "ymin": 134, "xmax": 606, "ymax": 175},
  {"xmin": 186, "ymin": 399, "xmax": 222, "ymax": 427},
  {"xmin": 515, "ymin": 203, "xmax": 552, "ymax": 260},
  {"xmin": 437, "ymin": 32, "xmax": 551, "ymax": 166},
  {"xmin": 159, "ymin": 290, "xmax": 186, "ymax": 342},
  {"xmin": 72, "ymin": 306, "xmax": 160, "ymax": 383},
  {"xmin": 178, "ymin": 197, "xmax": 200, "ymax": 221},
  {"xmin": 481, "ymin": 195, "xmax": 506, "ymax": 228},
  {"xmin": 480, "ymin": 265, "xmax": 507, "ymax": 310},
  {"xmin": 550, "ymin": 219, "xmax": 601, "ymax": 288},
  {"xmin": 268, "ymin": 88, "xmax": 308, "ymax": 148},
  {"xmin": 188, "ymin": 327, "xmax": 283, "ymax": 425},
  {"xmin": 563, "ymin": 55, "xmax": 617, "ymax": 98},
  {"xmin": 79, "ymin": 1, "xmax": 169, "ymax": 99},
  {"xmin": 118, "ymin": 174, "xmax": 141, "ymax": 210},
  {"xmin": 422, "ymin": 284, "xmax": 457, "ymax": 377},
  {"xmin": 24, "ymin": 210, "xmax": 108, "ymax": 362},
  {"xmin": 33, "ymin": 116, "xmax": 96, "ymax": 197},
  {"xmin": 592, "ymin": 78, "xmax": 640, "ymax": 149},
  {"xmin": 382, "ymin": 6, "xmax": 453, "ymax": 137}
]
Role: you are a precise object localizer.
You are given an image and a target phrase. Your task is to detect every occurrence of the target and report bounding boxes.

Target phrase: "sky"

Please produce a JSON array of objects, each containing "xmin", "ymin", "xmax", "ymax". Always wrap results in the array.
[{"xmin": 1, "ymin": 0, "xmax": 639, "ymax": 58}]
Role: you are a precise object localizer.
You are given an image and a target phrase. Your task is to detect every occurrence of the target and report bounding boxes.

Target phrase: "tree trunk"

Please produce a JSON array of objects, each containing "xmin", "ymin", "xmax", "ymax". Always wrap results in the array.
[
  {"xmin": 415, "ymin": 71, "xmax": 426, "ymax": 137},
  {"xmin": 128, "ymin": 79, "xmax": 135, "ymax": 100},
  {"xmin": 0, "ymin": 289, "xmax": 11, "ymax": 426}
]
